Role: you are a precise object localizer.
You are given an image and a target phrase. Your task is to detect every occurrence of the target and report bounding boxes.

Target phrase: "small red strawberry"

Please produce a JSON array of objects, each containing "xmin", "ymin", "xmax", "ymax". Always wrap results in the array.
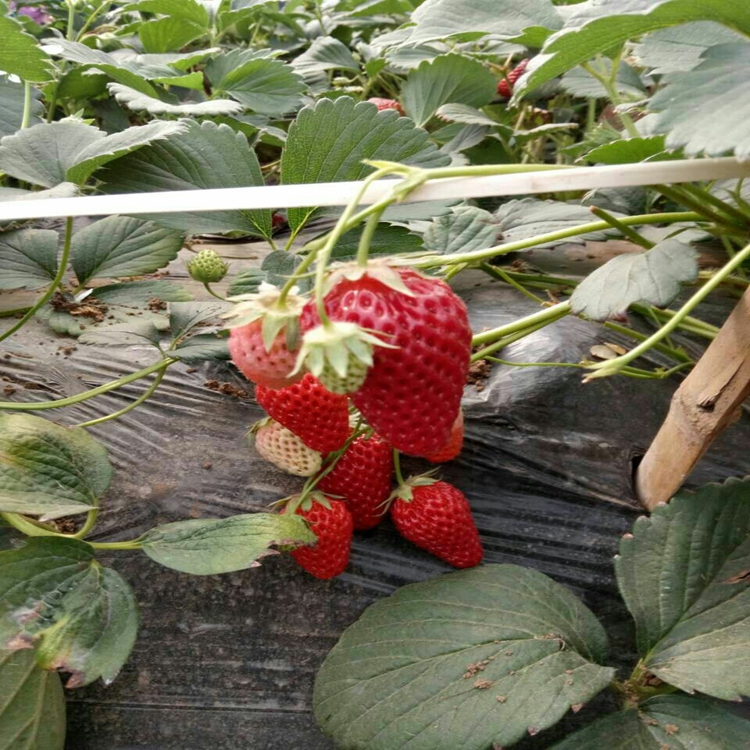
[
  {"xmin": 272, "ymin": 212, "xmax": 287, "ymax": 230},
  {"xmin": 368, "ymin": 97, "xmax": 405, "ymax": 115},
  {"xmin": 300, "ymin": 264, "xmax": 472, "ymax": 457},
  {"xmin": 256, "ymin": 373, "xmax": 350, "ymax": 454},
  {"xmin": 252, "ymin": 418, "xmax": 322, "ymax": 477},
  {"xmin": 318, "ymin": 433, "xmax": 392, "ymax": 530},
  {"xmin": 497, "ymin": 58, "xmax": 529, "ymax": 98},
  {"xmin": 286, "ymin": 493, "xmax": 353, "ymax": 579},
  {"xmin": 390, "ymin": 477, "xmax": 483, "ymax": 569},
  {"xmin": 424, "ymin": 410, "xmax": 464, "ymax": 463},
  {"xmin": 225, "ymin": 283, "xmax": 305, "ymax": 390}
]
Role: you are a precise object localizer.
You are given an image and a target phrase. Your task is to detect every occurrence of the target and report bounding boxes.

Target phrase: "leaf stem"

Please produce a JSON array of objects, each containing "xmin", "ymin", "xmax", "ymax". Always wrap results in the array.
[
  {"xmin": 0, "ymin": 512, "xmax": 61, "ymax": 538},
  {"xmin": 589, "ymin": 206, "xmax": 654, "ymax": 249},
  {"xmin": 586, "ymin": 241, "xmax": 750, "ymax": 379},
  {"xmin": 471, "ymin": 312, "xmax": 570, "ymax": 362},
  {"xmin": 679, "ymin": 182, "xmax": 750, "ymax": 227},
  {"xmin": 356, "ymin": 208, "xmax": 384, "ymax": 267},
  {"xmin": 89, "ymin": 539, "xmax": 144, "ymax": 550},
  {"xmin": 0, "ymin": 357, "xmax": 178, "ymax": 411},
  {"xmin": 654, "ymin": 184, "xmax": 742, "ymax": 230},
  {"xmin": 393, "ymin": 449, "xmax": 405, "ymax": 486},
  {"xmin": 74, "ymin": 364, "xmax": 169, "ymax": 428},
  {"xmin": 204, "ymin": 283, "xmax": 228, "ymax": 301},
  {"xmin": 415, "ymin": 212, "xmax": 700, "ymax": 269},
  {"xmin": 75, "ymin": 0, "xmax": 112, "ymax": 39},
  {"xmin": 20, "ymin": 81, "xmax": 33, "ymax": 130},
  {"xmin": 471, "ymin": 303, "xmax": 572, "ymax": 347},
  {"xmin": 0, "ymin": 217, "xmax": 73, "ymax": 345}
]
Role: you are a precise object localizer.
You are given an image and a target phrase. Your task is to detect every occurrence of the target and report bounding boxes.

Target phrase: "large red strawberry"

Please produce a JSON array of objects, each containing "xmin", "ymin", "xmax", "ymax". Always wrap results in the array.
[
  {"xmin": 318, "ymin": 433, "xmax": 392, "ymax": 530},
  {"xmin": 256, "ymin": 373, "xmax": 350, "ymax": 453},
  {"xmin": 424, "ymin": 410, "xmax": 464, "ymax": 463},
  {"xmin": 390, "ymin": 477, "xmax": 483, "ymax": 568},
  {"xmin": 225, "ymin": 282, "xmax": 305, "ymax": 390},
  {"xmin": 497, "ymin": 58, "xmax": 529, "ymax": 98},
  {"xmin": 286, "ymin": 494, "xmax": 353, "ymax": 579},
  {"xmin": 368, "ymin": 97, "xmax": 404, "ymax": 115},
  {"xmin": 300, "ymin": 265, "xmax": 471, "ymax": 457}
]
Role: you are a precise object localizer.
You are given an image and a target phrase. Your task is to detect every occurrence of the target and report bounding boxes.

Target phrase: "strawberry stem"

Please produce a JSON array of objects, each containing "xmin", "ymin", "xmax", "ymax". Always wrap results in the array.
[
  {"xmin": 393, "ymin": 449, "xmax": 405, "ymax": 486},
  {"xmin": 356, "ymin": 206, "xmax": 386, "ymax": 266}
]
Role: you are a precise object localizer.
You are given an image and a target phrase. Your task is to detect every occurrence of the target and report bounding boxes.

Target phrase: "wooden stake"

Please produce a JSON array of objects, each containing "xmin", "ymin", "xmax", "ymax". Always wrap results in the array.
[{"xmin": 636, "ymin": 287, "xmax": 750, "ymax": 511}]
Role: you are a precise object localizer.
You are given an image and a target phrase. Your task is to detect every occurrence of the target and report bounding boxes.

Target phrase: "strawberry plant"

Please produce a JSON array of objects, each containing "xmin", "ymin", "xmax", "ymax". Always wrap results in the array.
[{"xmin": 0, "ymin": 0, "xmax": 749, "ymax": 747}]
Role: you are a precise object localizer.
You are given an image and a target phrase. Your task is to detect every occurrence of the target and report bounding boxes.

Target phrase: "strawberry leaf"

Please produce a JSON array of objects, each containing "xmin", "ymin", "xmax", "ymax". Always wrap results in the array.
[
  {"xmin": 0, "ymin": 537, "xmax": 138, "ymax": 688},
  {"xmin": 0, "ymin": 74, "xmax": 44, "ymax": 137},
  {"xmin": 0, "ymin": 228, "xmax": 59, "ymax": 291},
  {"xmin": 550, "ymin": 695, "xmax": 750, "ymax": 749},
  {"xmin": 0, "ymin": 13, "xmax": 52, "ymax": 82},
  {"xmin": 314, "ymin": 564, "xmax": 613, "ymax": 750},
  {"xmin": 140, "ymin": 513, "xmax": 316, "ymax": 574},
  {"xmin": 570, "ymin": 238, "xmax": 698, "ymax": 321},
  {"xmin": 280, "ymin": 97, "xmax": 449, "ymax": 232},
  {"xmin": 516, "ymin": 0, "xmax": 750, "ymax": 99},
  {"xmin": 108, "ymin": 83, "xmax": 243, "ymax": 117},
  {"xmin": 0, "ymin": 414, "xmax": 112, "ymax": 519},
  {"xmin": 71, "ymin": 216, "xmax": 185, "ymax": 285},
  {"xmin": 97, "ymin": 120, "xmax": 272, "ymax": 238},
  {"xmin": 615, "ymin": 478, "xmax": 750, "ymax": 701},
  {"xmin": 401, "ymin": 54, "xmax": 497, "ymax": 127},
  {"xmin": 649, "ymin": 42, "xmax": 750, "ymax": 158},
  {"xmin": 0, "ymin": 650, "xmax": 65, "ymax": 750}
]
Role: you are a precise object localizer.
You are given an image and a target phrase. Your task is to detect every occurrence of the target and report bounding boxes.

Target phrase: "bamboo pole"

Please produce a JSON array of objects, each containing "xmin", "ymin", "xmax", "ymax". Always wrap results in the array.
[{"xmin": 636, "ymin": 287, "xmax": 750, "ymax": 510}]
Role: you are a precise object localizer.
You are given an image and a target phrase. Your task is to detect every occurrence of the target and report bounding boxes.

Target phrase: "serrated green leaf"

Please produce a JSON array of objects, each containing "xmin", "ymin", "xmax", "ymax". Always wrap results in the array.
[
  {"xmin": 423, "ymin": 206, "xmax": 499, "ymax": 255},
  {"xmin": 71, "ymin": 216, "xmax": 185, "ymax": 285},
  {"xmin": 170, "ymin": 300, "xmax": 228, "ymax": 340},
  {"xmin": 0, "ymin": 649, "xmax": 65, "ymax": 750},
  {"xmin": 329, "ymin": 223, "xmax": 423, "ymax": 261},
  {"xmin": 314, "ymin": 564, "xmax": 613, "ymax": 750},
  {"xmin": 0, "ymin": 120, "xmax": 186, "ymax": 188},
  {"xmin": 0, "ymin": 414, "xmax": 112, "ymax": 519},
  {"xmin": 93, "ymin": 280, "xmax": 193, "ymax": 304},
  {"xmin": 227, "ymin": 267, "xmax": 265, "ymax": 296},
  {"xmin": 550, "ymin": 694, "xmax": 750, "ymax": 749},
  {"xmin": 436, "ymin": 103, "xmax": 498, "ymax": 127},
  {"xmin": 632, "ymin": 21, "xmax": 746, "ymax": 75},
  {"xmin": 402, "ymin": 54, "xmax": 497, "ymax": 127},
  {"xmin": 0, "ymin": 14, "xmax": 52, "ymax": 82},
  {"xmin": 78, "ymin": 320, "xmax": 162, "ymax": 347},
  {"xmin": 582, "ymin": 136, "xmax": 668, "ymax": 165},
  {"xmin": 214, "ymin": 58, "xmax": 306, "ymax": 116},
  {"xmin": 0, "ymin": 537, "xmax": 138, "ymax": 688},
  {"xmin": 0, "ymin": 228, "xmax": 58, "ymax": 290},
  {"xmin": 97, "ymin": 120, "xmax": 272, "ymax": 237},
  {"xmin": 140, "ymin": 513, "xmax": 315, "ymax": 574},
  {"xmin": 560, "ymin": 60, "xmax": 646, "ymax": 99},
  {"xmin": 649, "ymin": 42, "xmax": 750, "ymax": 159},
  {"xmin": 281, "ymin": 97, "xmax": 449, "ymax": 231},
  {"xmin": 0, "ymin": 121, "xmax": 102, "ymax": 188},
  {"xmin": 204, "ymin": 48, "xmax": 275, "ymax": 90},
  {"xmin": 517, "ymin": 0, "xmax": 750, "ymax": 99},
  {"xmin": 570, "ymin": 238, "xmax": 698, "ymax": 321},
  {"xmin": 260, "ymin": 250, "xmax": 312, "ymax": 293},
  {"xmin": 403, "ymin": 0, "xmax": 561, "ymax": 48},
  {"xmin": 616, "ymin": 478, "xmax": 750, "ymax": 701},
  {"xmin": 57, "ymin": 68, "xmax": 110, "ymax": 102},
  {"xmin": 67, "ymin": 120, "xmax": 187, "ymax": 185},
  {"xmin": 0, "ymin": 74, "xmax": 43, "ymax": 137},
  {"xmin": 494, "ymin": 197, "xmax": 616, "ymax": 248},
  {"xmin": 293, "ymin": 36, "xmax": 360, "ymax": 75},
  {"xmin": 172, "ymin": 333, "xmax": 230, "ymax": 363},
  {"xmin": 126, "ymin": 0, "xmax": 210, "ymax": 26},
  {"xmin": 108, "ymin": 83, "xmax": 243, "ymax": 116},
  {"xmin": 139, "ymin": 18, "xmax": 208, "ymax": 53}
]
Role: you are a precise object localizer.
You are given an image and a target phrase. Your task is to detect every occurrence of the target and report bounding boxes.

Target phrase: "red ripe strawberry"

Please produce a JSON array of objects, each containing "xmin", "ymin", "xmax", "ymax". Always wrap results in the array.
[
  {"xmin": 300, "ymin": 265, "xmax": 471, "ymax": 457},
  {"xmin": 224, "ymin": 283, "xmax": 305, "ymax": 390},
  {"xmin": 368, "ymin": 97, "xmax": 405, "ymax": 115},
  {"xmin": 256, "ymin": 373, "xmax": 350, "ymax": 453},
  {"xmin": 287, "ymin": 494, "xmax": 353, "ymax": 579},
  {"xmin": 424, "ymin": 410, "xmax": 464, "ymax": 463},
  {"xmin": 318, "ymin": 433, "xmax": 392, "ymax": 530},
  {"xmin": 229, "ymin": 321, "xmax": 302, "ymax": 390},
  {"xmin": 497, "ymin": 58, "xmax": 530, "ymax": 98},
  {"xmin": 391, "ymin": 478, "xmax": 483, "ymax": 569}
]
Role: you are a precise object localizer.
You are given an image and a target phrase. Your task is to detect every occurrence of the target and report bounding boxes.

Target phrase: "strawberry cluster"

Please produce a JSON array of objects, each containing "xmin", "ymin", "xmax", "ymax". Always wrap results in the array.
[{"xmin": 225, "ymin": 263, "xmax": 483, "ymax": 579}]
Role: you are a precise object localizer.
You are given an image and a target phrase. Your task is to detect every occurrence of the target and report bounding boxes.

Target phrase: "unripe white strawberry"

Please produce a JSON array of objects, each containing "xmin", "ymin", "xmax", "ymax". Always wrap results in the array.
[{"xmin": 251, "ymin": 419, "xmax": 323, "ymax": 477}]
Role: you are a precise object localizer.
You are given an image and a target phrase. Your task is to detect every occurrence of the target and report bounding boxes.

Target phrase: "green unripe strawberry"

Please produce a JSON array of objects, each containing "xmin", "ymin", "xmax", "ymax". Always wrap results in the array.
[{"xmin": 187, "ymin": 249, "xmax": 229, "ymax": 283}]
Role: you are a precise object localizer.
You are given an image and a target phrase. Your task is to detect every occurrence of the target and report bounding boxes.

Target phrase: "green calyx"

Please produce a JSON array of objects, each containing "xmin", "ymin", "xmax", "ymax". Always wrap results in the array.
[
  {"xmin": 187, "ymin": 249, "xmax": 229, "ymax": 284},
  {"xmin": 386, "ymin": 471, "xmax": 439, "ymax": 507},
  {"xmin": 285, "ymin": 490, "xmax": 332, "ymax": 516},
  {"xmin": 325, "ymin": 259, "xmax": 416, "ymax": 297},
  {"xmin": 222, "ymin": 282, "xmax": 305, "ymax": 353},
  {"xmin": 294, "ymin": 321, "xmax": 395, "ymax": 394}
]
